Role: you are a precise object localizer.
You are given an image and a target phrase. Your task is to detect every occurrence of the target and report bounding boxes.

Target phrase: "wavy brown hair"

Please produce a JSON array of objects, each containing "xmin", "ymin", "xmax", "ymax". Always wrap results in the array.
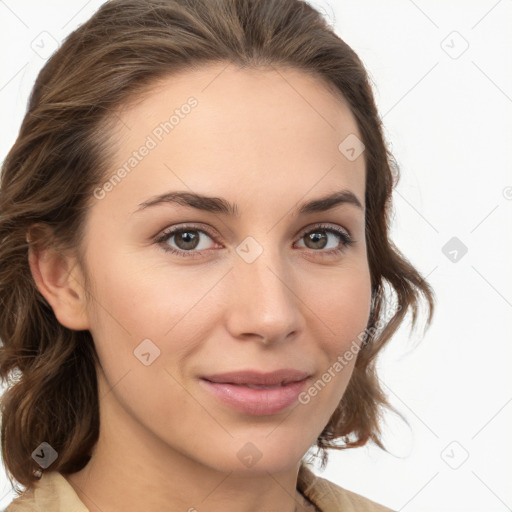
[{"xmin": 0, "ymin": 0, "xmax": 435, "ymax": 495}]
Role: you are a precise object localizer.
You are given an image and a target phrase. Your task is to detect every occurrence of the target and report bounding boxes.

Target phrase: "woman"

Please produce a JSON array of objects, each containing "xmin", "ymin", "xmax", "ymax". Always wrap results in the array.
[{"xmin": 0, "ymin": 0, "xmax": 435, "ymax": 511}]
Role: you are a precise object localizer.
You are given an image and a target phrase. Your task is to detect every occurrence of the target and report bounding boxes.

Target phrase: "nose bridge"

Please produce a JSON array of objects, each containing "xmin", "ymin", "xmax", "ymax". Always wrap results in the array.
[{"xmin": 227, "ymin": 236, "xmax": 301, "ymax": 342}]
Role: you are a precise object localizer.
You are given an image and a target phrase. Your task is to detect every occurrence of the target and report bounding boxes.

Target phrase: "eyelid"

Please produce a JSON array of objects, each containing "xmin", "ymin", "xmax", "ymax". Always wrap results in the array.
[
  {"xmin": 296, "ymin": 222, "xmax": 352, "ymax": 239},
  {"xmin": 155, "ymin": 222, "xmax": 219, "ymax": 244}
]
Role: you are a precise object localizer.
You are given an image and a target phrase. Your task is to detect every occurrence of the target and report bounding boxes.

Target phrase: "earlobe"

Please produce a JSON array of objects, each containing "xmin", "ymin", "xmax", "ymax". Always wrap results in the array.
[{"xmin": 27, "ymin": 239, "xmax": 91, "ymax": 331}]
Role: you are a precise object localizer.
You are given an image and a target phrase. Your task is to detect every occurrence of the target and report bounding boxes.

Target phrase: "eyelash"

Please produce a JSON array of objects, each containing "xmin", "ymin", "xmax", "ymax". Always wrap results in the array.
[{"xmin": 155, "ymin": 223, "xmax": 355, "ymax": 259}]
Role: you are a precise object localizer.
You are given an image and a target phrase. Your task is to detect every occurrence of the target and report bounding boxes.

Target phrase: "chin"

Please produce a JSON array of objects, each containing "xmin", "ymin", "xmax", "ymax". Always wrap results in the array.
[{"xmin": 204, "ymin": 432, "xmax": 312, "ymax": 476}]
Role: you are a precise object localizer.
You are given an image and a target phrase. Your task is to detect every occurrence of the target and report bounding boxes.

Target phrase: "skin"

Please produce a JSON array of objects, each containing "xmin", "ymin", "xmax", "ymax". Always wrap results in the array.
[{"xmin": 29, "ymin": 62, "xmax": 371, "ymax": 512}]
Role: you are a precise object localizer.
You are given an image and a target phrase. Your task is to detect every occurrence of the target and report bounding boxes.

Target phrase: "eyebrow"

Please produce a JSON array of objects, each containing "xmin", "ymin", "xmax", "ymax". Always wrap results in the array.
[{"xmin": 133, "ymin": 189, "xmax": 364, "ymax": 216}]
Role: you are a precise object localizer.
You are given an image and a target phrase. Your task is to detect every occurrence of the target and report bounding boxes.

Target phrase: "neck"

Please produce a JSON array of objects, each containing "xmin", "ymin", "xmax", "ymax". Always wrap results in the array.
[
  {"xmin": 64, "ymin": 372, "xmax": 315, "ymax": 512},
  {"xmin": 66, "ymin": 453, "xmax": 314, "ymax": 512}
]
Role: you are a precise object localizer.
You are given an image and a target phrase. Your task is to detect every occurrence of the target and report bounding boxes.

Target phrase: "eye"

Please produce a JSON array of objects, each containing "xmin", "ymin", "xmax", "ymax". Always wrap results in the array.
[
  {"xmin": 155, "ymin": 223, "xmax": 355, "ymax": 258},
  {"xmin": 156, "ymin": 224, "xmax": 217, "ymax": 258},
  {"xmin": 295, "ymin": 224, "xmax": 354, "ymax": 256}
]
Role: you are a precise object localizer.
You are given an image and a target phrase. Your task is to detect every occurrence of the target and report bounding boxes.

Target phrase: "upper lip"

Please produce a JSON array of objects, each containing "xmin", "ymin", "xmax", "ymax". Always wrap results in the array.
[{"xmin": 201, "ymin": 369, "xmax": 310, "ymax": 386}]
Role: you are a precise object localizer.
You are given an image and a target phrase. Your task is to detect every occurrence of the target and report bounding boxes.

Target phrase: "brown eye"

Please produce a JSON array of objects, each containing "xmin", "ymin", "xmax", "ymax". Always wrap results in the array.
[
  {"xmin": 296, "ymin": 224, "xmax": 354, "ymax": 255},
  {"xmin": 303, "ymin": 230, "xmax": 329, "ymax": 250},
  {"xmin": 172, "ymin": 229, "xmax": 201, "ymax": 250},
  {"xmin": 156, "ymin": 225, "xmax": 217, "ymax": 258}
]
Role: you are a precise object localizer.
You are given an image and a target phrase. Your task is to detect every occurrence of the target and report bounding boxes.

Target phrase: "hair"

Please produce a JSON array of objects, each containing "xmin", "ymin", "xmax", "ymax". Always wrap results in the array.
[{"xmin": 0, "ymin": 0, "xmax": 435, "ymax": 495}]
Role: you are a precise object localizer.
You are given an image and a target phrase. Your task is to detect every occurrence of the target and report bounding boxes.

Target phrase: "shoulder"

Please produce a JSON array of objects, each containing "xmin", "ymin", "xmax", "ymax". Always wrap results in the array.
[
  {"xmin": 298, "ymin": 461, "xmax": 395, "ymax": 512},
  {"xmin": 5, "ymin": 471, "xmax": 89, "ymax": 512}
]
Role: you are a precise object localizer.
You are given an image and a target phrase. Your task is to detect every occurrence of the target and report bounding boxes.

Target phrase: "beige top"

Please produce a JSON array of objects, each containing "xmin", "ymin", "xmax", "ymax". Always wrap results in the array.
[{"xmin": 5, "ymin": 461, "xmax": 395, "ymax": 512}]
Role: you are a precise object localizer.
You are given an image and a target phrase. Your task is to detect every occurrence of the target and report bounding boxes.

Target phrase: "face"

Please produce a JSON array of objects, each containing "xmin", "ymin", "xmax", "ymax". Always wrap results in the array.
[{"xmin": 78, "ymin": 63, "xmax": 371, "ymax": 475}]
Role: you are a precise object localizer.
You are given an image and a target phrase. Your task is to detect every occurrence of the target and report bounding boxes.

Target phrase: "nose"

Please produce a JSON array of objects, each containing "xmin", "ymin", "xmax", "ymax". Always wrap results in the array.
[{"xmin": 225, "ymin": 243, "xmax": 304, "ymax": 346}]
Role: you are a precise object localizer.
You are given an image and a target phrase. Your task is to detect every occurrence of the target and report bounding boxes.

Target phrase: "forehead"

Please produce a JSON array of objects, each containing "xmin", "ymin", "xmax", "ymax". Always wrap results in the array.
[{"xmin": 95, "ymin": 63, "xmax": 366, "ymax": 217}]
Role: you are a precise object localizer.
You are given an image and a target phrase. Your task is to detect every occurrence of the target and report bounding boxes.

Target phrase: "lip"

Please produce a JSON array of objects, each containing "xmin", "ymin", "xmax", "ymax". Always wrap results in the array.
[
  {"xmin": 202, "ymin": 369, "xmax": 310, "ymax": 386},
  {"xmin": 199, "ymin": 369, "xmax": 311, "ymax": 415}
]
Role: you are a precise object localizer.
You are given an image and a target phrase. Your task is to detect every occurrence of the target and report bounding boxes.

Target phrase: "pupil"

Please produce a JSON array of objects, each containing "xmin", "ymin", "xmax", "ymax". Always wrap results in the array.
[
  {"xmin": 308, "ymin": 231, "xmax": 327, "ymax": 249},
  {"xmin": 178, "ymin": 231, "xmax": 198, "ymax": 249}
]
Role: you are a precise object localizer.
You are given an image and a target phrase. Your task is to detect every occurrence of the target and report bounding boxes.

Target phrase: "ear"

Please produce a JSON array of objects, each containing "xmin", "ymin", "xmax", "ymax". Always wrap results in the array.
[{"xmin": 27, "ymin": 226, "xmax": 91, "ymax": 331}]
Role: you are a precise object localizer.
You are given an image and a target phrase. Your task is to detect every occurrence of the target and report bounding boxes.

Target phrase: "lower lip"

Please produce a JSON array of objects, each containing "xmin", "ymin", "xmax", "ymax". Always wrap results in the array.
[{"xmin": 200, "ymin": 378, "xmax": 309, "ymax": 415}]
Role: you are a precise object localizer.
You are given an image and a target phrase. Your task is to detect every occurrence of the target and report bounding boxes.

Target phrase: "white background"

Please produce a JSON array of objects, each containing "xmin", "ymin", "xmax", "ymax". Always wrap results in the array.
[{"xmin": 1, "ymin": 1, "xmax": 511, "ymax": 511}]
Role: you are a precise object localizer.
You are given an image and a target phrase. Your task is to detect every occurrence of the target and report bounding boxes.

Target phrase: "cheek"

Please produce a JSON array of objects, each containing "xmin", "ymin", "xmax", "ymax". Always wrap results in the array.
[
  {"xmin": 85, "ymin": 241, "xmax": 221, "ymax": 341},
  {"xmin": 302, "ymin": 260, "xmax": 372, "ymax": 347},
  {"xmin": 83, "ymin": 245, "xmax": 235, "ymax": 415},
  {"xmin": 298, "ymin": 264, "xmax": 371, "ymax": 413},
  {"xmin": 83, "ymin": 246, "xmax": 212, "ymax": 424}
]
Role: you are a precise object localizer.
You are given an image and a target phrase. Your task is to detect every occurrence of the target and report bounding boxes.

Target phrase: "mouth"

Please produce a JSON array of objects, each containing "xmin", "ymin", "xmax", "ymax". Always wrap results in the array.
[
  {"xmin": 199, "ymin": 369, "xmax": 311, "ymax": 415},
  {"xmin": 201, "ymin": 368, "xmax": 310, "ymax": 386}
]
